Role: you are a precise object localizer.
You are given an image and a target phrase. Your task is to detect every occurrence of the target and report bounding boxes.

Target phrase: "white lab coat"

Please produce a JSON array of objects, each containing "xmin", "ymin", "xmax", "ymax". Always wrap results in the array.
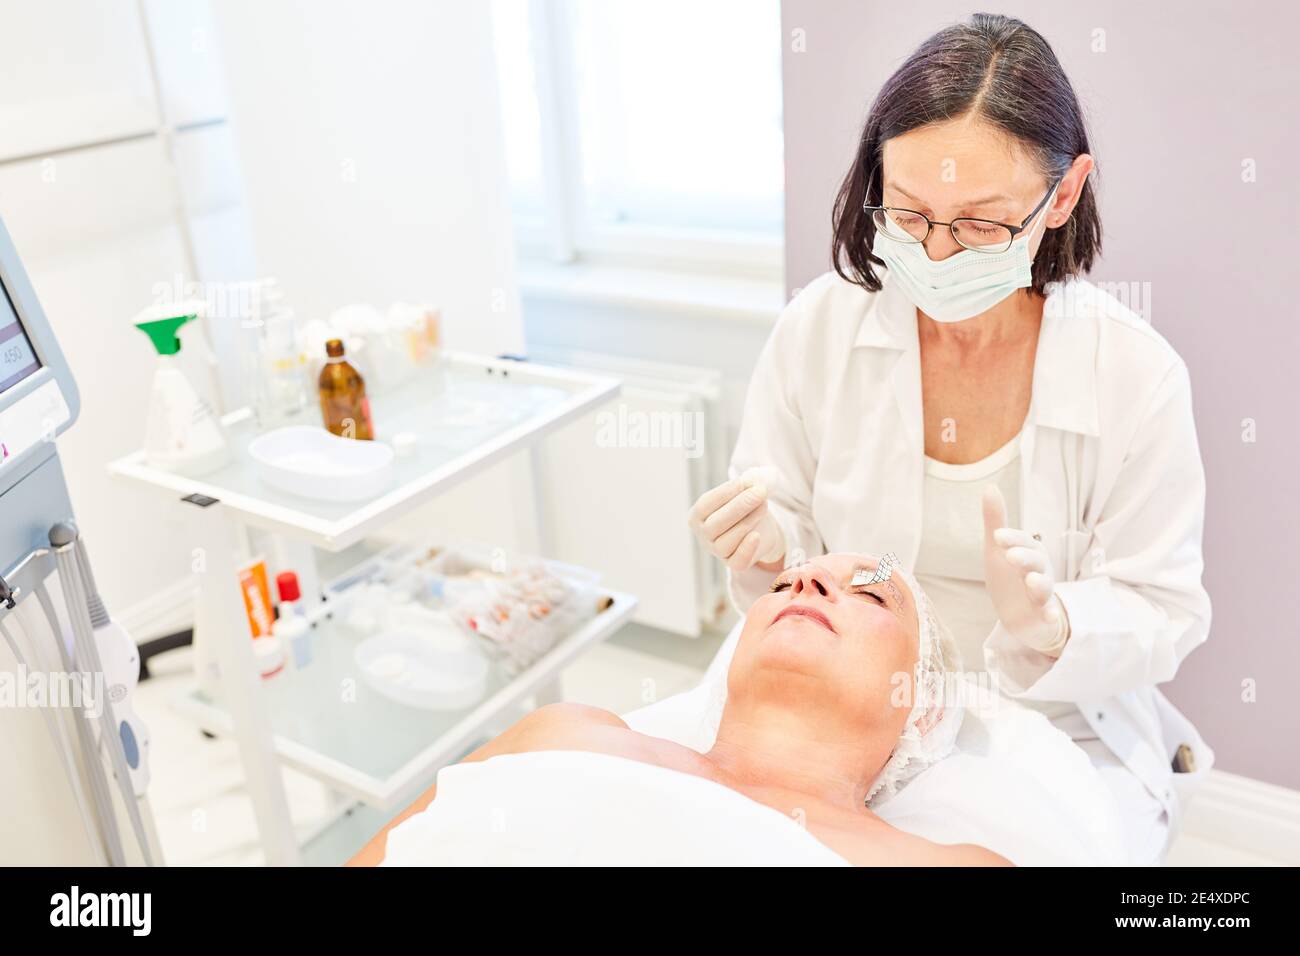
[{"xmin": 729, "ymin": 270, "xmax": 1214, "ymax": 842}]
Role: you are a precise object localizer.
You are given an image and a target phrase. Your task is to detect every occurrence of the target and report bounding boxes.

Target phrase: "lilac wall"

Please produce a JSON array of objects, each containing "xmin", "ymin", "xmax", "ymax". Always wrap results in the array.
[{"xmin": 780, "ymin": 0, "xmax": 1300, "ymax": 788}]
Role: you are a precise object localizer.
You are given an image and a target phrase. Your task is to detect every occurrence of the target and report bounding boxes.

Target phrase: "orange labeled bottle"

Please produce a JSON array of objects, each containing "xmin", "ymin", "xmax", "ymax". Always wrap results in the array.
[{"xmin": 318, "ymin": 338, "xmax": 374, "ymax": 440}]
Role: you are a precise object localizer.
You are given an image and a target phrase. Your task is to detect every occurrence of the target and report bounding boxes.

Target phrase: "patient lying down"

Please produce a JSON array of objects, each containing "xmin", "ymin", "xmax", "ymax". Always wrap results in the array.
[{"xmin": 351, "ymin": 552, "xmax": 1007, "ymax": 866}]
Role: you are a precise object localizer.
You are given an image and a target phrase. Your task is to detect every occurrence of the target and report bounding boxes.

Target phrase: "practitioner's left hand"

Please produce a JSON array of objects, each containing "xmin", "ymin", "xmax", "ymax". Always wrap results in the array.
[{"xmin": 981, "ymin": 485, "xmax": 1070, "ymax": 656}]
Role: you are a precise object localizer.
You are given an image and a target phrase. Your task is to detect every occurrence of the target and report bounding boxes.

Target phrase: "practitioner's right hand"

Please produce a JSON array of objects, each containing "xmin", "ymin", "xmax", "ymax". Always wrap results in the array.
[{"xmin": 688, "ymin": 468, "xmax": 787, "ymax": 571}]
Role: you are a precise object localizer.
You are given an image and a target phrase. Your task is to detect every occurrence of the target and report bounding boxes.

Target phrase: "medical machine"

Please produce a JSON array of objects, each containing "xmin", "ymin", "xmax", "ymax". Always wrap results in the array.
[{"xmin": 0, "ymin": 214, "xmax": 159, "ymax": 866}]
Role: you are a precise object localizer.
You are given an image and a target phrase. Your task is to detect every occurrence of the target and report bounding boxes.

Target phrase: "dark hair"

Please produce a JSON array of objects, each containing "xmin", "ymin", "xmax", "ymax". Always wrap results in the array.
[{"xmin": 831, "ymin": 13, "xmax": 1101, "ymax": 294}]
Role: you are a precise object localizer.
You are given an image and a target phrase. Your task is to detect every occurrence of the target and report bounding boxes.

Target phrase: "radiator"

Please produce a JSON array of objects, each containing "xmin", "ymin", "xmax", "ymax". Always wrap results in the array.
[{"xmin": 529, "ymin": 348, "xmax": 729, "ymax": 636}]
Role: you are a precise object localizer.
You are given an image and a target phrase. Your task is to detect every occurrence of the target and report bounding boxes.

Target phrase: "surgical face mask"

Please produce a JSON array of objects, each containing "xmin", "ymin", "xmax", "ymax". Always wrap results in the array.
[{"xmin": 871, "ymin": 185, "xmax": 1058, "ymax": 324}]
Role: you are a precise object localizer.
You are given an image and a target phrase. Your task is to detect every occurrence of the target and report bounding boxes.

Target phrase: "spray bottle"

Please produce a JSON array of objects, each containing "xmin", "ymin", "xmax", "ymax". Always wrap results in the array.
[{"xmin": 134, "ymin": 303, "xmax": 231, "ymax": 476}]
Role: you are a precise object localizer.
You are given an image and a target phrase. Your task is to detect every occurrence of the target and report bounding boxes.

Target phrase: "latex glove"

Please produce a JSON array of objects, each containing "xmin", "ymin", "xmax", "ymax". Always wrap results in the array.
[
  {"xmin": 688, "ymin": 467, "xmax": 786, "ymax": 571},
  {"xmin": 981, "ymin": 485, "xmax": 1069, "ymax": 655}
]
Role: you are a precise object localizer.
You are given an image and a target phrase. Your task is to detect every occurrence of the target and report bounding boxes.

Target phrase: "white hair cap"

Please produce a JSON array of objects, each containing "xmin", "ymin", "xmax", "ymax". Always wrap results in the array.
[{"xmin": 865, "ymin": 564, "xmax": 963, "ymax": 806}]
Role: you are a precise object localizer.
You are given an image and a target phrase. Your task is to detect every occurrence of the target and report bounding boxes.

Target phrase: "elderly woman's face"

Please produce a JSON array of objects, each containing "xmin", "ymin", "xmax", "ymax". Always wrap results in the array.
[
  {"xmin": 880, "ymin": 115, "xmax": 1055, "ymax": 262},
  {"xmin": 727, "ymin": 553, "xmax": 921, "ymax": 735}
]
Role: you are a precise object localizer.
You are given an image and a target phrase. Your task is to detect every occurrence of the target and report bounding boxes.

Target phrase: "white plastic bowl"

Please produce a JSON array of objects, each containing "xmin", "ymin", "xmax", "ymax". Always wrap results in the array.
[
  {"xmin": 248, "ymin": 426, "xmax": 394, "ymax": 502},
  {"xmin": 355, "ymin": 627, "xmax": 489, "ymax": 711}
]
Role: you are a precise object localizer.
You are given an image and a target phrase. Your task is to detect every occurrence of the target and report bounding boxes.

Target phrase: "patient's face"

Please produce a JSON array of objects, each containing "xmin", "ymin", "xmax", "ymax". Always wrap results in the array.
[{"xmin": 726, "ymin": 553, "xmax": 921, "ymax": 737}]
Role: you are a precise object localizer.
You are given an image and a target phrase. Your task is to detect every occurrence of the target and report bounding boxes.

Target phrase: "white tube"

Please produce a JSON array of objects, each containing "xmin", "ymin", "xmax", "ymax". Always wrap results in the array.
[{"xmin": 55, "ymin": 542, "xmax": 155, "ymax": 866}]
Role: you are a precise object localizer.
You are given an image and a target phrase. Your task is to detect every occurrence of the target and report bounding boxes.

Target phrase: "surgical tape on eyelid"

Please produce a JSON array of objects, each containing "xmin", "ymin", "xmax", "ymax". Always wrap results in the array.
[{"xmin": 852, "ymin": 553, "xmax": 900, "ymax": 588}]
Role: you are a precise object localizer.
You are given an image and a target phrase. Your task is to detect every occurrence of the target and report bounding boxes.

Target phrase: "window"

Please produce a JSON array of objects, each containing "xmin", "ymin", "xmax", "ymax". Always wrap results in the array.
[
  {"xmin": 491, "ymin": 0, "xmax": 784, "ymax": 275},
  {"xmin": 493, "ymin": 1, "xmax": 548, "ymax": 226}
]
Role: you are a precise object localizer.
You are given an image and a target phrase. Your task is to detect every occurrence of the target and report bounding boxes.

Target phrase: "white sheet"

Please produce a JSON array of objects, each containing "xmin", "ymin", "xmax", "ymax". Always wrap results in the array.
[
  {"xmin": 622, "ymin": 623, "xmax": 1126, "ymax": 866},
  {"xmin": 384, "ymin": 622, "xmax": 1126, "ymax": 866},
  {"xmin": 381, "ymin": 750, "xmax": 848, "ymax": 866},
  {"xmin": 381, "ymin": 698, "xmax": 1122, "ymax": 866}
]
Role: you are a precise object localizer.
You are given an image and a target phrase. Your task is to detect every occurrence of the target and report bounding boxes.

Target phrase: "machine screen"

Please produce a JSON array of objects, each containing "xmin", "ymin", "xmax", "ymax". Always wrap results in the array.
[{"xmin": 0, "ymin": 280, "xmax": 40, "ymax": 394}]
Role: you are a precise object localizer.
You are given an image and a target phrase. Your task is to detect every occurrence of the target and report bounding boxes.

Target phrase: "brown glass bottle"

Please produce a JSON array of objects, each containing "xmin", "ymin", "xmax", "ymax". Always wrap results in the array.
[{"xmin": 318, "ymin": 338, "xmax": 374, "ymax": 440}]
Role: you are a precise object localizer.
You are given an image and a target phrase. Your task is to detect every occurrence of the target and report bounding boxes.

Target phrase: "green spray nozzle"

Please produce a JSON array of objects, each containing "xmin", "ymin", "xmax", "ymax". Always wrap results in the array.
[{"xmin": 134, "ymin": 305, "xmax": 202, "ymax": 355}]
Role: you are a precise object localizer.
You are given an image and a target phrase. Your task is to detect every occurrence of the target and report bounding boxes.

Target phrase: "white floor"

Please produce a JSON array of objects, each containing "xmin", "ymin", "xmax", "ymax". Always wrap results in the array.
[
  {"xmin": 135, "ymin": 624, "xmax": 1285, "ymax": 867},
  {"xmin": 1163, "ymin": 834, "xmax": 1281, "ymax": 867}
]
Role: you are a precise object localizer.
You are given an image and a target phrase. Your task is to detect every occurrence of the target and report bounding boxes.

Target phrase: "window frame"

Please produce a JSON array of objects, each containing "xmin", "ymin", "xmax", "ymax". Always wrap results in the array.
[{"xmin": 508, "ymin": 0, "xmax": 784, "ymax": 279}]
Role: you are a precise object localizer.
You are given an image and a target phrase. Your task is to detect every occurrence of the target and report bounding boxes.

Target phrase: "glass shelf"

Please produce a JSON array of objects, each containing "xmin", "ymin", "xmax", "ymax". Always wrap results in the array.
[
  {"xmin": 110, "ymin": 352, "xmax": 620, "ymax": 550},
  {"xmin": 171, "ymin": 586, "xmax": 638, "ymax": 808}
]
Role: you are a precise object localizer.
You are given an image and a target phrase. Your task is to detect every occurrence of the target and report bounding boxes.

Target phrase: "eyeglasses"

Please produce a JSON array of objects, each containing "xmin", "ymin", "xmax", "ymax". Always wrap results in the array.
[{"xmin": 863, "ymin": 178, "xmax": 1060, "ymax": 255}]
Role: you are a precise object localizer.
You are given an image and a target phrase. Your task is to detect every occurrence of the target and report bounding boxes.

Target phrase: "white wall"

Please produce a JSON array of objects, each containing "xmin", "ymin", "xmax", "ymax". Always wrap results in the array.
[
  {"xmin": 208, "ymin": 0, "xmax": 538, "ymax": 553},
  {"xmin": 0, "ymin": 0, "xmax": 248, "ymax": 635},
  {"xmin": 208, "ymin": 0, "xmax": 525, "ymax": 356}
]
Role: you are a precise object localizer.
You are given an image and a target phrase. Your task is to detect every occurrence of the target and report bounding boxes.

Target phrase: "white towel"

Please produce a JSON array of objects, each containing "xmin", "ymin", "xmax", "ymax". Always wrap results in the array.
[{"xmin": 382, "ymin": 750, "xmax": 848, "ymax": 866}]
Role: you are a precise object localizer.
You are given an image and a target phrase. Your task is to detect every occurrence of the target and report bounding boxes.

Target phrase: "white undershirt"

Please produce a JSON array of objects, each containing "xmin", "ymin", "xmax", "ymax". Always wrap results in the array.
[{"xmin": 914, "ymin": 433, "xmax": 1089, "ymax": 734}]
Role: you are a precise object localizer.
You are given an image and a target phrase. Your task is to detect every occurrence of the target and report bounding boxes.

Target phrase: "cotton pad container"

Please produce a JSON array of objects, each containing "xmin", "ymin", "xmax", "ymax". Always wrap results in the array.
[{"xmin": 354, "ymin": 618, "xmax": 490, "ymax": 711}]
